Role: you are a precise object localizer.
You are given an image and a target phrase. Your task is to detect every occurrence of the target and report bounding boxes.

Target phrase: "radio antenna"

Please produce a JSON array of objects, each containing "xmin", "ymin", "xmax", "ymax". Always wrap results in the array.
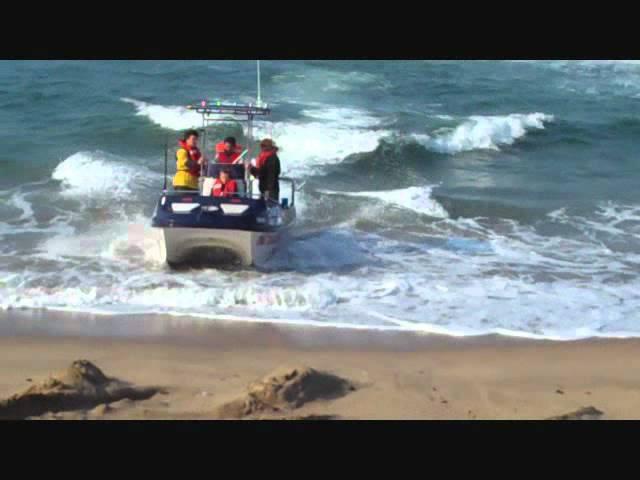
[{"xmin": 256, "ymin": 60, "xmax": 262, "ymax": 107}]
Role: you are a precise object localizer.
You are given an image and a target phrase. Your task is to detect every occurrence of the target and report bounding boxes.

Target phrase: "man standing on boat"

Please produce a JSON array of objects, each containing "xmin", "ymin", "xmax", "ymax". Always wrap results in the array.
[
  {"xmin": 173, "ymin": 129, "xmax": 204, "ymax": 191},
  {"xmin": 215, "ymin": 137, "xmax": 243, "ymax": 164},
  {"xmin": 250, "ymin": 138, "xmax": 281, "ymax": 201}
]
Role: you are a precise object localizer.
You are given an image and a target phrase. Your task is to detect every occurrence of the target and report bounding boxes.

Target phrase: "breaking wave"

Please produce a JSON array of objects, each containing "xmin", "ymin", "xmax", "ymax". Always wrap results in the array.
[
  {"xmin": 52, "ymin": 151, "xmax": 162, "ymax": 199},
  {"xmin": 413, "ymin": 113, "xmax": 554, "ymax": 154},
  {"xmin": 121, "ymin": 97, "xmax": 202, "ymax": 130},
  {"xmin": 318, "ymin": 186, "xmax": 449, "ymax": 219}
]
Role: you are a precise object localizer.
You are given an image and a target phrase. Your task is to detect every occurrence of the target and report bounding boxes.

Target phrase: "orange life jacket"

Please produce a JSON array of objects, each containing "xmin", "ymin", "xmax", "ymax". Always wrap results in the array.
[
  {"xmin": 215, "ymin": 142, "xmax": 243, "ymax": 164},
  {"xmin": 212, "ymin": 178, "xmax": 238, "ymax": 198},
  {"xmin": 255, "ymin": 149, "xmax": 276, "ymax": 170}
]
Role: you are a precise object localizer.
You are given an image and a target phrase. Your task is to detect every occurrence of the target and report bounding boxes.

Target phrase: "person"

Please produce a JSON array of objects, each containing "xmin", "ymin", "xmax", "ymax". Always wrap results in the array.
[
  {"xmin": 173, "ymin": 129, "xmax": 204, "ymax": 191},
  {"xmin": 250, "ymin": 138, "xmax": 281, "ymax": 201},
  {"xmin": 211, "ymin": 168, "xmax": 238, "ymax": 198},
  {"xmin": 215, "ymin": 136, "xmax": 243, "ymax": 164}
]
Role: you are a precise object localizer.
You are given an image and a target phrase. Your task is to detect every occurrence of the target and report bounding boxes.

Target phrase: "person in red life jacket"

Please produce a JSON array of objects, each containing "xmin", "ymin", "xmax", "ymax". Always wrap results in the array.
[
  {"xmin": 173, "ymin": 129, "xmax": 205, "ymax": 191},
  {"xmin": 250, "ymin": 138, "xmax": 281, "ymax": 201},
  {"xmin": 211, "ymin": 168, "xmax": 238, "ymax": 198},
  {"xmin": 215, "ymin": 136, "xmax": 244, "ymax": 164}
]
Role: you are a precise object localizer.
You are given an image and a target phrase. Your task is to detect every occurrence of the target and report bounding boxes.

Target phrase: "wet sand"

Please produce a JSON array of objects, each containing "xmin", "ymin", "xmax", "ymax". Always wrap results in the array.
[{"xmin": 1, "ymin": 310, "xmax": 639, "ymax": 420}]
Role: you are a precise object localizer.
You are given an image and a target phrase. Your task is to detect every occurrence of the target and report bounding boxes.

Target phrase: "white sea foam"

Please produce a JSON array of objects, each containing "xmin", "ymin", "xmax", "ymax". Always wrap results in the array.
[
  {"xmin": 2, "ymin": 251, "xmax": 640, "ymax": 341},
  {"xmin": 8, "ymin": 196, "xmax": 637, "ymax": 343},
  {"xmin": 7, "ymin": 191, "xmax": 35, "ymax": 222}
]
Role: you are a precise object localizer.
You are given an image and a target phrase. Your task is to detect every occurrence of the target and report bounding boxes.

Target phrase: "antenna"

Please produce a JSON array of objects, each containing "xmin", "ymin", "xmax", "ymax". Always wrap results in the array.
[
  {"xmin": 256, "ymin": 60, "xmax": 262, "ymax": 107},
  {"xmin": 163, "ymin": 134, "xmax": 168, "ymax": 192}
]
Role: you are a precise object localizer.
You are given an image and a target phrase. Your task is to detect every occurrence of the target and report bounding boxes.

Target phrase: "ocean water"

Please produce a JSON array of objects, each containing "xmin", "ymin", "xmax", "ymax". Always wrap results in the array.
[{"xmin": 1, "ymin": 60, "xmax": 640, "ymax": 340}]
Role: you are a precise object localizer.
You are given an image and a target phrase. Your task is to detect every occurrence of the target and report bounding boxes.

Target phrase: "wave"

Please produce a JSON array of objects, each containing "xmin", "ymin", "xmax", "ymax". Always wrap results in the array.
[
  {"xmin": 0, "ymin": 271, "xmax": 339, "ymax": 313},
  {"xmin": 52, "ymin": 151, "xmax": 162, "ymax": 199},
  {"xmin": 319, "ymin": 186, "xmax": 449, "ymax": 219},
  {"xmin": 271, "ymin": 68, "xmax": 390, "ymax": 94},
  {"xmin": 120, "ymin": 98, "xmax": 390, "ymax": 178},
  {"xmin": 255, "ymin": 119, "xmax": 389, "ymax": 177},
  {"xmin": 121, "ymin": 97, "xmax": 202, "ymax": 130},
  {"xmin": 524, "ymin": 61, "xmax": 640, "ymax": 98},
  {"xmin": 6, "ymin": 190, "xmax": 35, "ymax": 223},
  {"xmin": 2, "ymin": 263, "xmax": 640, "ymax": 341},
  {"xmin": 412, "ymin": 113, "xmax": 554, "ymax": 154},
  {"xmin": 300, "ymin": 107, "xmax": 383, "ymax": 128},
  {"xmin": 37, "ymin": 213, "xmax": 163, "ymax": 266},
  {"xmin": 44, "ymin": 152, "xmax": 166, "ymax": 263},
  {"xmin": 3, "ymin": 201, "xmax": 640, "ymax": 340},
  {"xmin": 547, "ymin": 202, "xmax": 640, "ymax": 250}
]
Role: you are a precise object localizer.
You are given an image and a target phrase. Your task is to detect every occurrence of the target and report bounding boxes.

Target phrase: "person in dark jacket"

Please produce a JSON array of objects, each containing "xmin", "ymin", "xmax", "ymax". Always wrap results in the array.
[{"xmin": 250, "ymin": 138, "xmax": 281, "ymax": 201}]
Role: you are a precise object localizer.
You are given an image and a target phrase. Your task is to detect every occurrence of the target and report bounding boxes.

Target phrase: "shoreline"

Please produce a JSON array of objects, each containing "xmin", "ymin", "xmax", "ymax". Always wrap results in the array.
[
  {"xmin": 0, "ymin": 309, "xmax": 542, "ymax": 350},
  {"xmin": 1, "ymin": 310, "xmax": 639, "ymax": 420},
  {"xmin": 1, "ymin": 307, "xmax": 634, "ymax": 344}
]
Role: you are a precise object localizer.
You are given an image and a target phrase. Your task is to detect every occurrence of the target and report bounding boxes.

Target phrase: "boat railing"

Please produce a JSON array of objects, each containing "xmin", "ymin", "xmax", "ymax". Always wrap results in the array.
[
  {"xmin": 279, "ymin": 177, "xmax": 296, "ymax": 208},
  {"xmin": 165, "ymin": 175, "xmax": 296, "ymax": 209}
]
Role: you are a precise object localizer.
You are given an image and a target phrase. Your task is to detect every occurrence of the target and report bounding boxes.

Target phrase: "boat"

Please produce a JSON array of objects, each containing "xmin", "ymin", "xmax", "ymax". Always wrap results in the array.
[{"xmin": 151, "ymin": 62, "xmax": 297, "ymax": 269}]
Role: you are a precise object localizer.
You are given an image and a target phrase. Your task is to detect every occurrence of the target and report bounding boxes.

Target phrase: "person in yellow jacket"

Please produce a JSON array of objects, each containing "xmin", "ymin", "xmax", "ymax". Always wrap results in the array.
[{"xmin": 173, "ymin": 129, "xmax": 204, "ymax": 191}]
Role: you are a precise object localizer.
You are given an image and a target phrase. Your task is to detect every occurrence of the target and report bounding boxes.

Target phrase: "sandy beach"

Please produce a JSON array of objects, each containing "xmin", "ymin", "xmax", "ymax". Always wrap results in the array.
[{"xmin": 0, "ymin": 310, "xmax": 638, "ymax": 420}]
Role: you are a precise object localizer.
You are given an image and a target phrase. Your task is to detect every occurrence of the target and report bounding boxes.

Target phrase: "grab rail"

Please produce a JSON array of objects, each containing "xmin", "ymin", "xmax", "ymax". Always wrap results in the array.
[{"xmin": 279, "ymin": 177, "xmax": 296, "ymax": 208}]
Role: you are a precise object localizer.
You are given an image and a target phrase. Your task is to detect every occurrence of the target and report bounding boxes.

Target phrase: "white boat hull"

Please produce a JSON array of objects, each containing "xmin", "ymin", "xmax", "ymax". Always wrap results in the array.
[{"xmin": 156, "ymin": 227, "xmax": 287, "ymax": 267}]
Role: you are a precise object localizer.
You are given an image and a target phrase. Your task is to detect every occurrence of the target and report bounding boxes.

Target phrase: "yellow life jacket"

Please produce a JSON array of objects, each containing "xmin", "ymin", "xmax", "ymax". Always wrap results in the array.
[{"xmin": 173, "ymin": 142, "xmax": 201, "ymax": 190}]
